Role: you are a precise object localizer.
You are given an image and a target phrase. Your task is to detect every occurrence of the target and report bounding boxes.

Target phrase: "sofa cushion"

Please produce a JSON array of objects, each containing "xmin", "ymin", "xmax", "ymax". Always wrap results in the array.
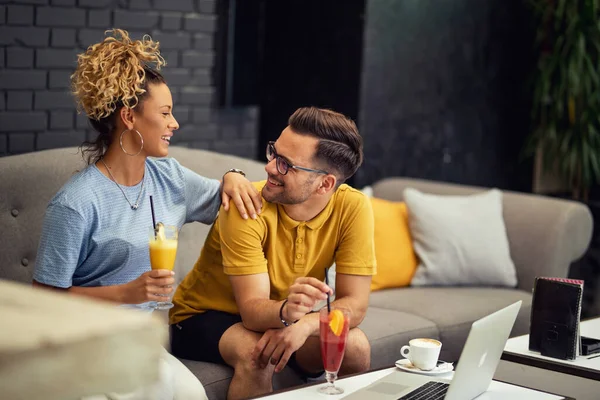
[
  {"xmin": 404, "ymin": 188, "xmax": 517, "ymax": 287},
  {"xmin": 368, "ymin": 287, "xmax": 532, "ymax": 361},
  {"xmin": 369, "ymin": 197, "xmax": 418, "ymax": 291},
  {"xmin": 359, "ymin": 307, "xmax": 438, "ymax": 369}
]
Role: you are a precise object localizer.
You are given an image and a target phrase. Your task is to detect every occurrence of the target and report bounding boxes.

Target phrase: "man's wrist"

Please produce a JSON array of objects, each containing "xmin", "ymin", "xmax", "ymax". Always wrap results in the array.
[
  {"xmin": 296, "ymin": 311, "xmax": 320, "ymax": 336},
  {"xmin": 279, "ymin": 299, "xmax": 297, "ymax": 327}
]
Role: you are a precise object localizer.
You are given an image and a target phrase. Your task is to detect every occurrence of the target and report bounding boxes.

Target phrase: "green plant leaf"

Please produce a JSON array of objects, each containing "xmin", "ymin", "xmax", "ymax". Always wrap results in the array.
[{"xmin": 528, "ymin": 0, "xmax": 600, "ymax": 196}]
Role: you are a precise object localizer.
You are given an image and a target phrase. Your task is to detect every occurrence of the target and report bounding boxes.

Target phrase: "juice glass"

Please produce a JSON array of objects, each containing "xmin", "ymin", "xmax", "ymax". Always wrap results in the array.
[
  {"xmin": 148, "ymin": 225, "xmax": 178, "ymax": 310},
  {"xmin": 319, "ymin": 306, "xmax": 350, "ymax": 395}
]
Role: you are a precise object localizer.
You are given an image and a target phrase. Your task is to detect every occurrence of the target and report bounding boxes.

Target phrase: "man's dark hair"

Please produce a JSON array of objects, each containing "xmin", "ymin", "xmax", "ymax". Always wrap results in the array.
[{"xmin": 288, "ymin": 106, "xmax": 363, "ymax": 184}]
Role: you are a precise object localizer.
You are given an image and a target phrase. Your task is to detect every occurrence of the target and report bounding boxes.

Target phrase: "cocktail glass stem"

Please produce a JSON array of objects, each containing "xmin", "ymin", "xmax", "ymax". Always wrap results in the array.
[{"xmin": 318, "ymin": 371, "xmax": 343, "ymax": 394}]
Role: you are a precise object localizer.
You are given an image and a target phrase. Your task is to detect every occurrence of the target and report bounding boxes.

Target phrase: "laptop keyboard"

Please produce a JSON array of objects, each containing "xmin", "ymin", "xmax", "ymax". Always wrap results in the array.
[{"xmin": 397, "ymin": 381, "xmax": 449, "ymax": 400}]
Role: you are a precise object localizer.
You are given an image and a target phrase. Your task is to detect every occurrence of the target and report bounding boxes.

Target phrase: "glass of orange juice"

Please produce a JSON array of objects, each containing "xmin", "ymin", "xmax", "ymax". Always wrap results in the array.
[{"xmin": 148, "ymin": 224, "xmax": 178, "ymax": 310}]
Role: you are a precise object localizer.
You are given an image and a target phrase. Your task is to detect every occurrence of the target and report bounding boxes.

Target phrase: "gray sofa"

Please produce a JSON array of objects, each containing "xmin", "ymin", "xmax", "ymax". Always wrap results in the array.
[{"xmin": 0, "ymin": 146, "xmax": 593, "ymax": 400}]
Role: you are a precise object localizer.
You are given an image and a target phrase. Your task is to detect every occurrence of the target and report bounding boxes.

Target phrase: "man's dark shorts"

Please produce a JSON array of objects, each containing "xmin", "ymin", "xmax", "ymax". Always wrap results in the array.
[
  {"xmin": 170, "ymin": 310, "xmax": 242, "ymax": 365},
  {"xmin": 169, "ymin": 310, "xmax": 323, "ymax": 379}
]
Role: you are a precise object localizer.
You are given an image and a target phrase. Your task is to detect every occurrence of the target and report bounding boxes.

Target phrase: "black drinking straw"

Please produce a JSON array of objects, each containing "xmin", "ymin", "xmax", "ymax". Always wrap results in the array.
[
  {"xmin": 149, "ymin": 195, "xmax": 157, "ymax": 231},
  {"xmin": 324, "ymin": 267, "xmax": 331, "ymax": 312}
]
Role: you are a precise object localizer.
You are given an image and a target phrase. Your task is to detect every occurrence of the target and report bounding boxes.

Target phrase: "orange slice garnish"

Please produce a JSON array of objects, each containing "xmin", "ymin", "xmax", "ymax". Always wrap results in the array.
[{"xmin": 328, "ymin": 309, "xmax": 344, "ymax": 336}]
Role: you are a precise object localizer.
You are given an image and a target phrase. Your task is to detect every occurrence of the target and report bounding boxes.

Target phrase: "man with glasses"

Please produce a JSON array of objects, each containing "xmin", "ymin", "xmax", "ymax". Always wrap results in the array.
[{"xmin": 169, "ymin": 107, "xmax": 376, "ymax": 400}]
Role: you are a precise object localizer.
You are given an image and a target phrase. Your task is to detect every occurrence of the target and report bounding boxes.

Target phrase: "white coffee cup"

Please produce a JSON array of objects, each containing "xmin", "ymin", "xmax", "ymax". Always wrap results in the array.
[{"xmin": 400, "ymin": 338, "xmax": 442, "ymax": 371}]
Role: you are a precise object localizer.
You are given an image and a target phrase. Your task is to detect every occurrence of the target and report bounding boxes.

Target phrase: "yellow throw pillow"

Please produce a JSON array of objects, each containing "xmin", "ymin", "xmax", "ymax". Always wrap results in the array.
[{"xmin": 369, "ymin": 197, "xmax": 418, "ymax": 291}]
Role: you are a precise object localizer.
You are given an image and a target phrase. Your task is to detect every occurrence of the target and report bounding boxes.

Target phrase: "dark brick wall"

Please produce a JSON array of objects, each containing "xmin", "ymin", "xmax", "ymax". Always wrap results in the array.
[{"xmin": 0, "ymin": 0, "xmax": 258, "ymax": 159}]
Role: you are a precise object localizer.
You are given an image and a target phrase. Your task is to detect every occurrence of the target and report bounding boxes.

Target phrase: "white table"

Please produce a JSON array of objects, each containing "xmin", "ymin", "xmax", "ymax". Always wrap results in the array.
[
  {"xmin": 496, "ymin": 317, "xmax": 600, "ymax": 400},
  {"xmin": 257, "ymin": 367, "xmax": 569, "ymax": 399}
]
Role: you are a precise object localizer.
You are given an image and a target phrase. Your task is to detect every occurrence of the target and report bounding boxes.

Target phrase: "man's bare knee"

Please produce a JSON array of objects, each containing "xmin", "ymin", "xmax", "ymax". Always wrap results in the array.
[
  {"xmin": 219, "ymin": 323, "xmax": 273, "ymax": 379},
  {"xmin": 219, "ymin": 323, "xmax": 258, "ymax": 365},
  {"xmin": 340, "ymin": 329, "xmax": 371, "ymax": 375},
  {"xmin": 219, "ymin": 323, "xmax": 275, "ymax": 399}
]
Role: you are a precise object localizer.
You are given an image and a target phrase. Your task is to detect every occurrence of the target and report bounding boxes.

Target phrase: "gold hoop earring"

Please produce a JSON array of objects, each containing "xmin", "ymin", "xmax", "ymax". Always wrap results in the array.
[{"xmin": 119, "ymin": 129, "xmax": 144, "ymax": 157}]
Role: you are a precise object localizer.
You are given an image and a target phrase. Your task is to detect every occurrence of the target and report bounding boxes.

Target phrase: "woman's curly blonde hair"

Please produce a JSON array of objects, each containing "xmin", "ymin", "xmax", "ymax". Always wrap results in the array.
[
  {"xmin": 72, "ymin": 28, "xmax": 165, "ymax": 120},
  {"xmin": 71, "ymin": 29, "xmax": 167, "ymax": 164}
]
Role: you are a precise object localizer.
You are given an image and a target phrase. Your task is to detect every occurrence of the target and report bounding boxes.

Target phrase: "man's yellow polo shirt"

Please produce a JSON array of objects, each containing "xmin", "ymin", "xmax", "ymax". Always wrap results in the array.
[{"xmin": 169, "ymin": 181, "xmax": 376, "ymax": 325}]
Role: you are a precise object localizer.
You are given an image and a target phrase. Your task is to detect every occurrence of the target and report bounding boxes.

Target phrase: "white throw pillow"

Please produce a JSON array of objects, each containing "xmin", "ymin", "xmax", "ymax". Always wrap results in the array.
[{"xmin": 404, "ymin": 188, "xmax": 517, "ymax": 287}]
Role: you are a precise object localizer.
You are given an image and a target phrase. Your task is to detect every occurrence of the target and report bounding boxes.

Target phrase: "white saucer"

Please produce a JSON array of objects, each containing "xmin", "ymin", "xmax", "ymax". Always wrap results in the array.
[{"xmin": 395, "ymin": 359, "xmax": 454, "ymax": 376}]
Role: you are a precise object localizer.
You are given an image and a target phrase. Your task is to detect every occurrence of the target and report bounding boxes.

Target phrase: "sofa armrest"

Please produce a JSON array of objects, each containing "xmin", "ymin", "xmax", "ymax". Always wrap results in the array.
[
  {"xmin": 501, "ymin": 191, "xmax": 592, "ymax": 291},
  {"xmin": 371, "ymin": 178, "xmax": 593, "ymax": 292}
]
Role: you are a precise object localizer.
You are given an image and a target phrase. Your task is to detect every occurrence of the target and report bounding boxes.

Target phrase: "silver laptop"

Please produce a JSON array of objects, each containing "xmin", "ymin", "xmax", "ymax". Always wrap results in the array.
[{"xmin": 343, "ymin": 300, "xmax": 522, "ymax": 400}]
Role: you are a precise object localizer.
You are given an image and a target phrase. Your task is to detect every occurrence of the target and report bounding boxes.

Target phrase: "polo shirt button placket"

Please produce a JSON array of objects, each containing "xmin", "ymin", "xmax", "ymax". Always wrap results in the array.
[{"xmin": 294, "ymin": 224, "xmax": 306, "ymax": 269}]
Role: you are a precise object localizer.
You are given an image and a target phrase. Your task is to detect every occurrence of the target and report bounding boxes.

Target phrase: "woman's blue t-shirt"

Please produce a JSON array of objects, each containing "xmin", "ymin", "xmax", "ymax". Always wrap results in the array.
[{"xmin": 33, "ymin": 157, "xmax": 220, "ymax": 306}]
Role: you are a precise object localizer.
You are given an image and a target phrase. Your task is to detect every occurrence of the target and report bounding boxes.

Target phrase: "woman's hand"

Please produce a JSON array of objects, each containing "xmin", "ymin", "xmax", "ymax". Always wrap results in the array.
[
  {"xmin": 221, "ymin": 171, "xmax": 262, "ymax": 219},
  {"xmin": 122, "ymin": 269, "xmax": 175, "ymax": 304}
]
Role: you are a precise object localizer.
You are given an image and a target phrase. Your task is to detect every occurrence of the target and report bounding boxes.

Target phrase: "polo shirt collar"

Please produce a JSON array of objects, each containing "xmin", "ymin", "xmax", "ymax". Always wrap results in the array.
[{"xmin": 276, "ymin": 192, "xmax": 336, "ymax": 231}]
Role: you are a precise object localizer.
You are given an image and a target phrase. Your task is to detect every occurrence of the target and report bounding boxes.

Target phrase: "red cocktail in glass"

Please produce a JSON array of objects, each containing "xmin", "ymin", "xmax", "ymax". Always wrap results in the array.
[{"xmin": 319, "ymin": 307, "xmax": 350, "ymax": 395}]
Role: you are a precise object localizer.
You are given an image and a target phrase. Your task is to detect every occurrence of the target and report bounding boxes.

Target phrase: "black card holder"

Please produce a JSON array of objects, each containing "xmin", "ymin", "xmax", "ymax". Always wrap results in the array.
[{"xmin": 529, "ymin": 277, "xmax": 583, "ymax": 360}]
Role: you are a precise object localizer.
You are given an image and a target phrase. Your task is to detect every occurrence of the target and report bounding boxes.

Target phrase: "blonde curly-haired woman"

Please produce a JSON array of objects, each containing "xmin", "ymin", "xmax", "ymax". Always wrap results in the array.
[{"xmin": 32, "ymin": 29, "xmax": 262, "ymax": 399}]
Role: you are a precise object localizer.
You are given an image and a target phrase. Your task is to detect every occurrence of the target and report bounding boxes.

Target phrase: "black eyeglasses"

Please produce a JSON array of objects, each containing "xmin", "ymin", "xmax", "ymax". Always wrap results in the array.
[{"xmin": 266, "ymin": 141, "xmax": 329, "ymax": 176}]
